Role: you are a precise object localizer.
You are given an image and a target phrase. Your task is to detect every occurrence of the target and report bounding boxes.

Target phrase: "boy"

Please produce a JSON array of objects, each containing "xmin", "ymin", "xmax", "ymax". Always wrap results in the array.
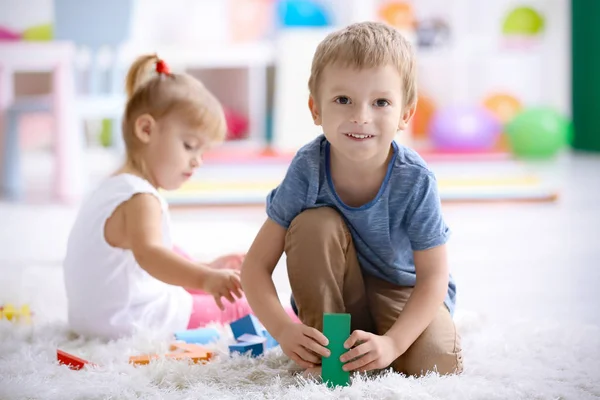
[{"xmin": 241, "ymin": 21, "xmax": 462, "ymax": 377}]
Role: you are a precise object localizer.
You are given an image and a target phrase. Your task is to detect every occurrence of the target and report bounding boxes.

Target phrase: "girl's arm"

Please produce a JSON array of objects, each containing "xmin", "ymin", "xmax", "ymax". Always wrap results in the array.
[
  {"xmin": 122, "ymin": 193, "xmax": 213, "ymax": 289},
  {"xmin": 240, "ymin": 218, "xmax": 291, "ymax": 335}
]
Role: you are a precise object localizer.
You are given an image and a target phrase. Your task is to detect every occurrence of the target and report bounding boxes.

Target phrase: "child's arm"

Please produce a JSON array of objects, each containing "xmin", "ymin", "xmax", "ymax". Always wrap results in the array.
[
  {"xmin": 123, "ymin": 193, "xmax": 240, "ymax": 299},
  {"xmin": 382, "ymin": 244, "xmax": 449, "ymax": 351},
  {"xmin": 241, "ymin": 218, "xmax": 330, "ymax": 368},
  {"xmin": 340, "ymin": 245, "xmax": 449, "ymax": 372}
]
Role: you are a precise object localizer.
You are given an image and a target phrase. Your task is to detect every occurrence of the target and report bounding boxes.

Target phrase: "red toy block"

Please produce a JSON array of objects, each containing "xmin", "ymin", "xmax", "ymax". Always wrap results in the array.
[{"xmin": 57, "ymin": 349, "xmax": 95, "ymax": 370}]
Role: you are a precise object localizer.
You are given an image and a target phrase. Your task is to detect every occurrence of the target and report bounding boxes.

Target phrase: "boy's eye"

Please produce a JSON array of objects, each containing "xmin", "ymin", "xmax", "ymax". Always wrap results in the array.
[
  {"xmin": 375, "ymin": 99, "xmax": 390, "ymax": 107},
  {"xmin": 335, "ymin": 96, "xmax": 350, "ymax": 105}
]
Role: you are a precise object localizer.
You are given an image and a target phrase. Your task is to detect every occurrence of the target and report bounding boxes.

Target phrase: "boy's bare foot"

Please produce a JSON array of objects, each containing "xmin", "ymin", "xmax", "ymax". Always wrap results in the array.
[{"xmin": 302, "ymin": 366, "xmax": 322, "ymax": 380}]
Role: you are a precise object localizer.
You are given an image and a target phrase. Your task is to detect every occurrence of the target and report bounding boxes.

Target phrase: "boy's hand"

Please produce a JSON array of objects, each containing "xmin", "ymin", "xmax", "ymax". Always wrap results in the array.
[
  {"xmin": 277, "ymin": 322, "xmax": 331, "ymax": 369},
  {"xmin": 203, "ymin": 269, "xmax": 243, "ymax": 310},
  {"xmin": 210, "ymin": 254, "xmax": 245, "ymax": 271},
  {"xmin": 340, "ymin": 330, "xmax": 402, "ymax": 372}
]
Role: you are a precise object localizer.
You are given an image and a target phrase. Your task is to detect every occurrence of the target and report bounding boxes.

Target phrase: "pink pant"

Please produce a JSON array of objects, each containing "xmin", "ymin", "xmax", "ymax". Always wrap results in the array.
[
  {"xmin": 187, "ymin": 289, "xmax": 253, "ymax": 329},
  {"xmin": 175, "ymin": 245, "xmax": 299, "ymax": 329},
  {"xmin": 186, "ymin": 289, "xmax": 300, "ymax": 329}
]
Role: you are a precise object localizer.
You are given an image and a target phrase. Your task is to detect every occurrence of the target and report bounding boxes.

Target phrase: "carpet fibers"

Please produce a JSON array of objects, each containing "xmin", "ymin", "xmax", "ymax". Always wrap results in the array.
[{"xmin": 1, "ymin": 312, "xmax": 599, "ymax": 400}]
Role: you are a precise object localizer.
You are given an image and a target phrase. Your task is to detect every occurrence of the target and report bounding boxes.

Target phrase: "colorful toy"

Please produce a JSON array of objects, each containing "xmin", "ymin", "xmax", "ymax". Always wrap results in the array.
[
  {"xmin": 483, "ymin": 93, "xmax": 523, "ymax": 123},
  {"xmin": 174, "ymin": 327, "xmax": 221, "ymax": 345},
  {"xmin": 379, "ymin": 2, "xmax": 414, "ymax": 31},
  {"xmin": 224, "ymin": 107, "xmax": 249, "ymax": 141},
  {"xmin": 229, "ymin": 333, "xmax": 267, "ymax": 357},
  {"xmin": 412, "ymin": 94, "xmax": 436, "ymax": 139},
  {"xmin": 22, "ymin": 23, "xmax": 53, "ymax": 41},
  {"xmin": 0, "ymin": 26, "xmax": 21, "ymax": 41},
  {"xmin": 416, "ymin": 18, "xmax": 451, "ymax": 48},
  {"xmin": 429, "ymin": 106, "xmax": 501, "ymax": 151},
  {"xmin": 502, "ymin": 6, "xmax": 545, "ymax": 36},
  {"xmin": 322, "ymin": 313, "xmax": 351, "ymax": 388},
  {"xmin": 227, "ymin": 314, "xmax": 279, "ymax": 357},
  {"xmin": 506, "ymin": 107, "xmax": 570, "ymax": 158},
  {"xmin": 230, "ymin": 314, "xmax": 263, "ymax": 339},
  {"xmin": 129, "ymin": 342, "xmax": 213, "ymax": 366},
  {"xmin": 277, "ymin": 0, "xmax": 330, "ymax": 27},
  {"xmin": 0, "ymin": 304, "xmax": 32, "ymax": 324},
  {"xmin": 57, "ymin": 349, "xmax": 96, "ymax": 370}
]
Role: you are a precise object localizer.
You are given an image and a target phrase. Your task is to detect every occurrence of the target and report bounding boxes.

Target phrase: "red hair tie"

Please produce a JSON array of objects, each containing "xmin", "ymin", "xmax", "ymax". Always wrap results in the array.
[{"xmin": 156, "ymin": 59, "xmax": 171, "ymax": 76}]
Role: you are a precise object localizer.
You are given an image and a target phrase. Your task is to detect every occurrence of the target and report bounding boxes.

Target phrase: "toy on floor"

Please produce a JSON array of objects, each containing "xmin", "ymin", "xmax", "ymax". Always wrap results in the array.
[
  {"xmin": 0, "ymin": 304, "xmax": 33, "ymax": 324},
  {"xmin": 174, "ymin": 327, "xmax": 221, "ymax": 344},
  {"xmin": 228, "ymin": 314, "xmax": 279, "ymax": 357},
  {"xmin": 57, "ymin": 349, "xmax": 96, "ymax": 370},
  {"xmin": 229, "ymin": 333, "xmax": 268, "ymax": 357},
  {"xmin": 129, "ymin": 342, "xmax": 213, "ymax": 366},
  {"xmin": 322, "ymin": 313, "xmax": 351, "ymax": 388}
]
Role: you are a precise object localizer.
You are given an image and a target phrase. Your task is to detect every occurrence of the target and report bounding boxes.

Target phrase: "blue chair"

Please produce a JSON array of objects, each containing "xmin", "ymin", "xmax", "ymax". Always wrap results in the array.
[{"xmin": 1, "ymin": 0, "xmax": 134, "ymax": 200}]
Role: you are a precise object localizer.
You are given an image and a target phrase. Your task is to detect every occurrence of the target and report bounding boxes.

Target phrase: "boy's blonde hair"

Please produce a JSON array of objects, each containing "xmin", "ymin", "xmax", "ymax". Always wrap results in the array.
[
  {"xmin": 122, "ymin": 54, "xmax": 226, "ymax": 171},
  {"xmin": 308, "ymin": 21, "xmax": 417, "ymax": 109}
]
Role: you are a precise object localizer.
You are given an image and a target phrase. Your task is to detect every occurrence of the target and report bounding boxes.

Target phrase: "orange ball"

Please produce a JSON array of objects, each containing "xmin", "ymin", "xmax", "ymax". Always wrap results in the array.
[
  {"xmin": 379, "ymin": 1, "xmax": 414, "ymax": 30},
  {"xmin": 483, "ymin": 93, "xmax": 522, "ymax": 123},
  {"xmin": 412, "ymin": 95, "xmax": 436, "ymax": 139}
]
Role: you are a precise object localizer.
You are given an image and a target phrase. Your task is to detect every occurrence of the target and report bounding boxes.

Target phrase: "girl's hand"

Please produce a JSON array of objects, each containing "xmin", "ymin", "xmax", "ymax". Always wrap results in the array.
[
  {"xmin": 340, "ymin": 331, "xmax": 402, "ymax": 372},
  {"xmin": 203, "ymin": 269, "xmax": 243, "ymax": 310},
  {"xmin": 210, "ymin": 253, "xmax": 245, "ymax": 271}
]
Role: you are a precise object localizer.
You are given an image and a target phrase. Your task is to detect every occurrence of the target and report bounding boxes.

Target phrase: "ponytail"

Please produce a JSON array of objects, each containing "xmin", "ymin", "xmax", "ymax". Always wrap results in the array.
[{"xmin": 125, "ymin": 54, "xmax": 172, "ymax": 99}]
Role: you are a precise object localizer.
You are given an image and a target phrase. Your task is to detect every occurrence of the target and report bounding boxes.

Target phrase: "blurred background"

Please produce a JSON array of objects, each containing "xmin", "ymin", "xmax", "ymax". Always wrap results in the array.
[{"xmin": 0, "ymin": 0, "xmax": 598, "ymax": 326}]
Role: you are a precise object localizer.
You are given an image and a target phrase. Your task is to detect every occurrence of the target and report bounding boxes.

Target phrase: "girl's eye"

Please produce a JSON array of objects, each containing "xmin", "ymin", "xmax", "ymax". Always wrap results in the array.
[
  {"xmin": 184, "ymin": 143, "xmax": 193, "ymax": 150},
  {"xmin": 335, "ymin": 96, "xmax": 350, "ymax": 105},
  {"xmin": 375, "ymin": 99, "xmax": 390, "ymax": 107}
]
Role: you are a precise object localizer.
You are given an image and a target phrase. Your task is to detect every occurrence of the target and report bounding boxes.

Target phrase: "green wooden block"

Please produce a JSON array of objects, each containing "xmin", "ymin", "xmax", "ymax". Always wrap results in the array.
[{"xmin": 322, "ymin": 313, "xmax": 350, "ymax": 388}]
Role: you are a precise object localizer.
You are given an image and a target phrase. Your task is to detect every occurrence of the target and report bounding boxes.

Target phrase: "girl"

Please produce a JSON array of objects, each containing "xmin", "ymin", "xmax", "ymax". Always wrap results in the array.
[{"xmin": 63, "ymin": 54, "xmax": 252, "ymax": 339}]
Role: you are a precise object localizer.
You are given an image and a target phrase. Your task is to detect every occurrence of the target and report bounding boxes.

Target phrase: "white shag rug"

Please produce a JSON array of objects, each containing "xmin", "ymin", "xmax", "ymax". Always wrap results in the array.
[{"xmin": 1, "ymin": 311, "xmax": 599, "ymax": 400}]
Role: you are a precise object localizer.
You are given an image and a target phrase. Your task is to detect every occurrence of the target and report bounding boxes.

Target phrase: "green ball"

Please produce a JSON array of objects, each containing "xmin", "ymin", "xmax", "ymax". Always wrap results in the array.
[
  {"xmin": 502, "ymin": 6, "xmax": 544, "ymax": 36},
  {"xmin": 506, "ymin": 107, "xmax": 570, "ymax": 158}
]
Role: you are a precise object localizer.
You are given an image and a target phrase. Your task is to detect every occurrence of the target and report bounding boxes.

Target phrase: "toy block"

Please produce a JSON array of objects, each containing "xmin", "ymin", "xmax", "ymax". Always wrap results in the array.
[
  {"xmin": 322, "ymin": 313, "xmax": 351, "ymax": 388},
  {"xmin": 57, "ymin": 349, "xmax": 96, "ymax": 370},
  {"xmin": 229, "ymin": 336, "xmax": 266, "ymax": 357},
  {"xmin": 2, "ymin": 304, "xmax": 15, "ymax": 321},
  {"xmin": 129, "ymin": 343, "xmax": 213, "ymax": 366},
  {"xmin": 261, "ymin": 329, "xmax": 279, "ymax": 349},
  {"xmin": 174, "ymin": 327, "xmax": 220, "ymax": 344},
  {"xmin": 0, "ymin": 304, "xmax": 33, "ymax": 324},
  {"xmin": 230, "ymin": 314, "xmax": 263, "ymax": 340}
]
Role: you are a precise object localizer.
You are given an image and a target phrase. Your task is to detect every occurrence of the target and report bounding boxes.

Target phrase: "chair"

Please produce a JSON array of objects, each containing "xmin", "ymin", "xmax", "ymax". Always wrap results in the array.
[{"xmin": 1, "ymin": 0, "xmax": 133, "ymax": 200}]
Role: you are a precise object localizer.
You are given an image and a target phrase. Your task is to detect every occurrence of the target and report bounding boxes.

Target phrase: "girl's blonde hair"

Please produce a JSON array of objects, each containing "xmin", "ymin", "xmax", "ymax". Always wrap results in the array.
[{"xmin": 122, "ymin": 54, "xmax": 227, "ymax": 170}]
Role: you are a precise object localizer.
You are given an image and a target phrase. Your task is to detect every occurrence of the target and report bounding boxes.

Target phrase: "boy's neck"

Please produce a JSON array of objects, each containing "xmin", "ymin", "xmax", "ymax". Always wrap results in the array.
[{"xmin": 329, "ymin": 144, "xmax": 393, "ymax": 181}]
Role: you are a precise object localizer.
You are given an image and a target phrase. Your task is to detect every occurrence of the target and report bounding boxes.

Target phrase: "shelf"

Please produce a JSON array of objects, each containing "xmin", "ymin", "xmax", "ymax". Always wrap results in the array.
[{"xmin": 121, "ymin": 41, "xmax": 275, "ymax": 70}]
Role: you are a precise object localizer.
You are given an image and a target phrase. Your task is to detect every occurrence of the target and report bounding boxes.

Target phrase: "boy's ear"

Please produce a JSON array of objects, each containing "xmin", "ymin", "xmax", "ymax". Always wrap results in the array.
[
  {"xmin": 398, "ymin": 105, "xmax": 416, "ymax": 131},
  {"xmin": 308, "ymin": 96, "xmax": 322, "ymax": 126},
  {"xmin": 134, "ymin": 114, "xmax": 156, "ymax": 144}
]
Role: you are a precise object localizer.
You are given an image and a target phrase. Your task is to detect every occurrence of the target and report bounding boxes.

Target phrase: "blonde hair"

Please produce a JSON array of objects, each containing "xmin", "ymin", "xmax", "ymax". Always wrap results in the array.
[
  {"xmin": 122, "ymin": 54, "xmax": 227, "ymax": 170},
  {"xmin": 308, "ymin": 21, "xmax": 417, "ymax": 109}
]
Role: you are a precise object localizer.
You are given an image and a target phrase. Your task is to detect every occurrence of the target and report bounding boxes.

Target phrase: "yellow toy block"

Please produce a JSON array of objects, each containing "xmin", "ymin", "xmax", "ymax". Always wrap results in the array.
[{"xmin": 0, "ymin": 304, "xmax": 32, "ymax": 324}]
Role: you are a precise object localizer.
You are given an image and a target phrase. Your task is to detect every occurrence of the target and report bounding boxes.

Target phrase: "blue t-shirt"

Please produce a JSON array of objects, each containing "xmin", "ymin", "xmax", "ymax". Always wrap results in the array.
[{"xmin": 266, "ymin": 135, "xmax": 456, "ymax": 315}]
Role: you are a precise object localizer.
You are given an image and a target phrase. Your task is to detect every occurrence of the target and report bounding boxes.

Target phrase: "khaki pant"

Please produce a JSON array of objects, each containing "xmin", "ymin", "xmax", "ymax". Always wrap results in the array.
[{"xmin": 285, "ymin": 207, "xmax": 463, "ymax": 376}]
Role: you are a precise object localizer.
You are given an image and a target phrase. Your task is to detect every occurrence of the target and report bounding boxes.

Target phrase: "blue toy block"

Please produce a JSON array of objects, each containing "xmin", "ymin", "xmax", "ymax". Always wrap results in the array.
[
  {"xmin": 229, "ymin": 334, "xmax": 266, "ymax": 357},
  {"xmin": 174, "ymin": 327, "xmax": 220, "ymax": 345},
  {"xmin": 262, "ymin": 329, "xmax": 279, "ymax": 349},
  {"xmin": 230, "ymin": 314, "xmax": 263, "ymax": 340}
]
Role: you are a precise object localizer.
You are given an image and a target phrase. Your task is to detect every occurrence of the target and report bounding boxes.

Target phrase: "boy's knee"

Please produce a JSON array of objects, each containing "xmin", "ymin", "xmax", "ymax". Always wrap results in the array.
[
  {"xmin": 287, "ymin": 207, "xmax": 346, "ymax": 241},
  {"xmin": 394, "ymin": 308, "xmax": 463, "ymax": 376}
]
